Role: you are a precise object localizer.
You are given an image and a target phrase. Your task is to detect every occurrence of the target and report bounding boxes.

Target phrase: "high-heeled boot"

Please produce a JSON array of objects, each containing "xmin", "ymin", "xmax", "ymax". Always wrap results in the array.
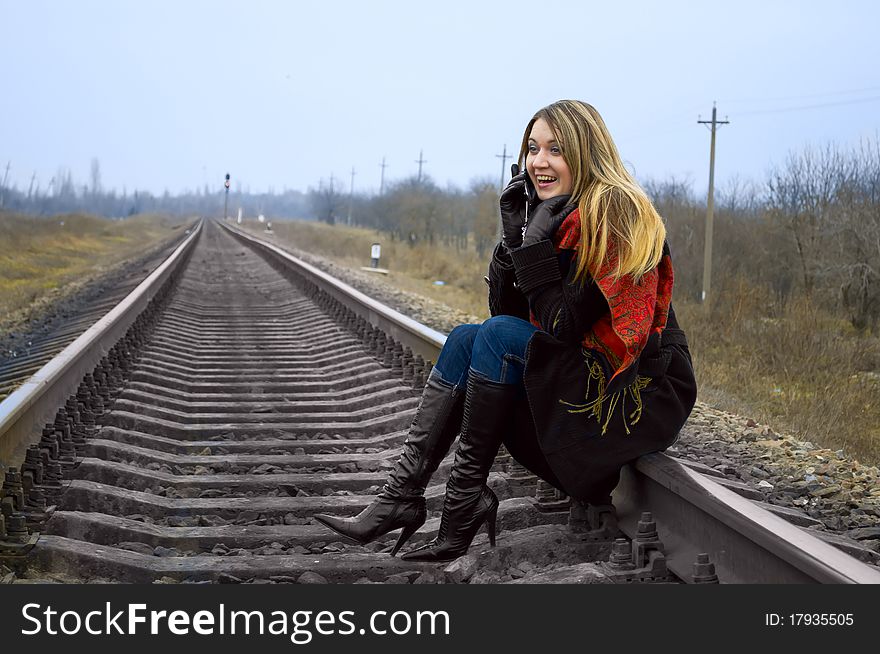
[
  {"xmin": 401, "ymin": 375, "xmax": 518, "ymax": 563},
  {"xmin": 313, "ymin": 369, "xmax": 464, "ymax": 555}
]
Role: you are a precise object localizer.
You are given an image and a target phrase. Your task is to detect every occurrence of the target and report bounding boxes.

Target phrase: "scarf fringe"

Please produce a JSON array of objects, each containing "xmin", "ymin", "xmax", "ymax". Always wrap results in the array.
[{"xmin": 558, "ymin": 357, "xmax": 652, "ymax": 435}]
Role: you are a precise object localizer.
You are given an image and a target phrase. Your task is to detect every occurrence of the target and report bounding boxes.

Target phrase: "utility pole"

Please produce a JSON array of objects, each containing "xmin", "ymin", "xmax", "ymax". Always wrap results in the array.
[
  {"xmin": 496, "ymin": 144, "xmax": 511, "ymax": 193},
  {"xmin": 415, "ymin": 149, "xmax": 427, "ymax": 183},
  {"xmin": 329, "ymin": 174, "xmax": 337, "ymax": 225},
  {"xmin": 348, "ymin": 166, "xmax": 356, "ymax": 225},
  {"xmin": 379, "ymin": 156, "xmax": 388, "ymax": 196},
  {"xmin": 697, "ymin": 103, "xmax": 729, "ymax": 304},
  {"xmin": 0, "ymin": 161, "xmax": 11, "ymax": 209},
  {"xmin": 27, "ymin": 171, "xmax": 37, "ymax": 201}
]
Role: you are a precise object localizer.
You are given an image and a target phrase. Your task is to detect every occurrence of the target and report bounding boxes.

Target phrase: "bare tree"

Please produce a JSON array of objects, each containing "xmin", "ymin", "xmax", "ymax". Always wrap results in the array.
[
  {"xmin": 767, "ymin": 145, "xmax": 844, "ymax": 298},
  {"xmin": 718, "ymin": 174, "xmax": 762, "ymax": 216},
  {"xmin": 834, "ymin": 138, "xmax": 880, "ymax": 330},
  {"xmin": 55, "ymin": 167, "xmax": 76, "ymax": 202},
  {"xmin": 468, "ymin": 178, "xmax": 499, "ymax": 258},
  {"xmin": 308, "ymin": 177, "xmax": 346, "ymax": 225}
]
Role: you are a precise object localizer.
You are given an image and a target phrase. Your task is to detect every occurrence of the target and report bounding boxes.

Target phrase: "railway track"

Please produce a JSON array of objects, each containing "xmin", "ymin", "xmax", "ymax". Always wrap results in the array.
[
  {"xmin": 1, "ymin": 219, "xmax": 878, "ymax": 584},
  {"xmin": 0, "ymin": 227, "xmax": 194, "ymax": 403}
]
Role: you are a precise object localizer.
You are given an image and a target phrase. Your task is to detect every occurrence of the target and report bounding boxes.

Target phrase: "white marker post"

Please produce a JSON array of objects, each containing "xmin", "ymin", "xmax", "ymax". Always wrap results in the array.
[{"xmin": 360, "ymin": 242, "xmax": 388, "ymax": 275}]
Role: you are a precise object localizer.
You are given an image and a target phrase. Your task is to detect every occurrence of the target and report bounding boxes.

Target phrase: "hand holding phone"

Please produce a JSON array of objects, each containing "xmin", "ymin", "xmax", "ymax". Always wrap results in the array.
[
  {"xmin": 512, "ymin": 163, "xmax": 537, "ymax": 204},
  {"xmin": 499, "ymin": 164, "xmax": 529, "ymax": 250}
]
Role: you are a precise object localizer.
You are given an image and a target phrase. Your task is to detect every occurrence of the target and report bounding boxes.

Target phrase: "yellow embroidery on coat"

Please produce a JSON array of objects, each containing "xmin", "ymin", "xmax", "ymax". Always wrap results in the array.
[
  {"xmin": 559, "ymin": 358, "xmax": 606, "ymax": 420},
  {"xmin": 625, "ymin": 375, "xmax": 652, "ymax": 430},
  {"xmin": 552, "ymin": 309, "xmax": 562, "ymax": 333},
  {"xmin": 558, "ymin": 350, "xmax": 652, "ymax": 435}
]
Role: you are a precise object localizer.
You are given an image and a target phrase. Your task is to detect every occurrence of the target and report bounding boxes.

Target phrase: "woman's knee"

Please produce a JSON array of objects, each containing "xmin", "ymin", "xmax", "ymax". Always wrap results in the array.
[
  {"xmin": 437, "ymin": 323, "xmax": 480, "ymax": 366},
  {"xmin": 481, "ymin": 314, "xmax": 527, "ymax": 331},
  {"xmin": 446, "ymin": 324, "xmax": 480, "ymax": 351},
  {"xmin": 434, "ymin": 324, "xmax": 480, "ymax": 387},
  {"xmin": 474, "ymin": 315, "xmax": 534, "ymax": 353}
]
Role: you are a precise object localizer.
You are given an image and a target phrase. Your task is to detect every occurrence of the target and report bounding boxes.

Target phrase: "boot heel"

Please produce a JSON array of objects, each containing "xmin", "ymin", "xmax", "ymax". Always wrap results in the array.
[
  {"xmin": 485, "ymin": 505, "xmax": 498, "ymax": 548},
  {"xmin": 391, "ymin": 521, "xmax": 420, "ymax": 557}
]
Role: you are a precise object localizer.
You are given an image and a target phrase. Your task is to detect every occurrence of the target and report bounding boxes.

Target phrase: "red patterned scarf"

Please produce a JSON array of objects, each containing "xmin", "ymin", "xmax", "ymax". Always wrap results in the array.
[{"xmin": 547, "ymin": 208, "xmax": 674, "ymax": 385}]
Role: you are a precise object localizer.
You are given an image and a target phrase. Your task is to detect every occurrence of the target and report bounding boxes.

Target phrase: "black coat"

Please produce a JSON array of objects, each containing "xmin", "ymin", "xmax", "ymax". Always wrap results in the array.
[{"xmin": 486, "ymin": 240, "xmax": 697, "ymax": 502}]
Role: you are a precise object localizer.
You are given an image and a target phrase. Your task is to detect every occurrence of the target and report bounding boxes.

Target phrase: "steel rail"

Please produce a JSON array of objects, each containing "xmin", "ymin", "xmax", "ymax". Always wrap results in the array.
[
  {"xmin": 614, "ymin": 454, "xmax": 880, "ymax": 583},
  {"xmin": 0, "ymin": 221, "xmax": 203, "ymax": 467},
  {"xmin": 224, "ymin": 220, "xmax": 880, "ymax": 584},
  {"xmin": 218, "ymin": 221, "xmax": 447, "ymax": 364}
]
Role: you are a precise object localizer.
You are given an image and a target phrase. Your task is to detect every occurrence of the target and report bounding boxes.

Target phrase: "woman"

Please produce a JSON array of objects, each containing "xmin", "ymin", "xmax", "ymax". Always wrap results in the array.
[{"xmin": 314, "ymin": 100, "xmax": 697, "ymax": 563}]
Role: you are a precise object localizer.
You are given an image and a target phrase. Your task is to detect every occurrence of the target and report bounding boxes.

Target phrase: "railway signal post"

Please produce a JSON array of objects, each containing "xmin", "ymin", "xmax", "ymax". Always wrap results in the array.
[{"xmin": 224, "ymin": 173, "xmax": 231, "ymax": 220}]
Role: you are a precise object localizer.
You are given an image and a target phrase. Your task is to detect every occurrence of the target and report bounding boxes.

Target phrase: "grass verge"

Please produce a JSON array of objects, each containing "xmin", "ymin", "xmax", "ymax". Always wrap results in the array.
[{"xmin": 0, "ymin": 212, "xmax": 191, "ymax": 336}]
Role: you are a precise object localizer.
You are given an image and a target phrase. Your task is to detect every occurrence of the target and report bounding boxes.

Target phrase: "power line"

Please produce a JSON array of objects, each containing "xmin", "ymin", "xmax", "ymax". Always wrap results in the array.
[
  {"xmin": 734, "ymin": 94, "xmax": 880, "ymax": 116},
  {"xmin": 723, "ymin": 84, "xmax": 880, "ymax": 104}
]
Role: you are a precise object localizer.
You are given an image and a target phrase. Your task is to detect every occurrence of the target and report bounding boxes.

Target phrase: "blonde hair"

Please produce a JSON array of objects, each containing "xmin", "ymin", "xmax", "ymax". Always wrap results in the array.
[{"xmin": 518, "ymin": 100, "xmax": 666, "ymax": 282}]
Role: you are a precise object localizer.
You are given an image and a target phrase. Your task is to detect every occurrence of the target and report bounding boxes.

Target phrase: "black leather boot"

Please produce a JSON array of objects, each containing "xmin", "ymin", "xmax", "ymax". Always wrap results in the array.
[
  {"xmin": 313, "ymin": 369, "xmax": 464, "ymax": 555},
  {"xmin": 401, "ymin": 375, "xmax": 517, "ymax": 563}
]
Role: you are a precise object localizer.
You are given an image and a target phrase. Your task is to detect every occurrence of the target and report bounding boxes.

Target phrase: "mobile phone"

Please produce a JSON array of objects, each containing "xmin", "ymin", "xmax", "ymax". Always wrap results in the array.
[
  {"xmin": 511, "ymin": 163, "xmax": 537, "ymax": 201},
  {"xmin": 511, "ymin": 163, "xmax": 533, "ymax": 228}
]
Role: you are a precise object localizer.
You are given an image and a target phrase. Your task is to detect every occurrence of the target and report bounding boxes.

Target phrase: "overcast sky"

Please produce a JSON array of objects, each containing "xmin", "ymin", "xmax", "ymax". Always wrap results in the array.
[{"xmin": 2, "ymin": 0, "xmax": 879, "ymax": 199}]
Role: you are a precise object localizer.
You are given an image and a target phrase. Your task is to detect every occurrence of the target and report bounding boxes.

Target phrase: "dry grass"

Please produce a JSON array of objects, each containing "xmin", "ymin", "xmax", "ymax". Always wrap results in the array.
[
  {"xmin": 0, "ymin": 212, "xmax": 190, "ymax": 335},
  {"xmin": 246, "ymin": 219, "xmax": 880, "ymax": 465},
  {"xmin": 677, "ymin": 284, "xmax": 880, "ymax": 465}
]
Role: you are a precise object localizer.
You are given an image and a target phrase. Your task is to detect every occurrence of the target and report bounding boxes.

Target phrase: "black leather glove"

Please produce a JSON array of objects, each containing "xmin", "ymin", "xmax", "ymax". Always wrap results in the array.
[
  {"xmin": 499, "ymin": 172, "xmax": 529, "ymax": 250},
  {"xmin": 521, "ymin": 195, "xmax": 574, "ymax": 247}
]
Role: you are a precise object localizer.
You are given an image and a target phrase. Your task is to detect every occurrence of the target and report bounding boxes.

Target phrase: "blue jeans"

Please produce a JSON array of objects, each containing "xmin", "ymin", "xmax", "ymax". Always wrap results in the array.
[
  {"xmin": 433, "ymin": 315, "xmax": 539, "ymax": 388},
  {"xmin": 432, "ymin": 315, "xmax": 565, "ymax": 492}
]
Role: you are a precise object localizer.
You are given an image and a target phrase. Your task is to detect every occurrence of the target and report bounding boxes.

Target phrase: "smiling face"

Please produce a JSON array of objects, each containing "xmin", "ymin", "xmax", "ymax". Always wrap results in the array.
[{"xmin": 526, "ymin": 118, "xmax": 573, "ymax": 201}]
